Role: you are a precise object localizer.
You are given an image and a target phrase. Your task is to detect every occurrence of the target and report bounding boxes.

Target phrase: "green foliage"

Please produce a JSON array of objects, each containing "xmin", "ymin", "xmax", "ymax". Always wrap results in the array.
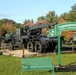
[
  {"xmin": 59, "ymin": 13, "xmax": 68, "ymax": 20},
  {"xmin": 71, "ymin": 3, "xmax": 76, "ymax": 12},
  {"xmin": 37, "ymin": 11, "xmax": 58, "ymax": 23},
  {"xmin": 45, "ymin": 11, "xmax": 58, "ymax": 23},
  {"xmin": 37, "ymin": 16, "xmax": 45, "ymax": 21},
  {"xmin": 0, "ymin": 18, "xmax": 16, "ymax": 26},
  {"xmin": 59, "ymin": 3, "xmax": 76, "ymax": 22}
]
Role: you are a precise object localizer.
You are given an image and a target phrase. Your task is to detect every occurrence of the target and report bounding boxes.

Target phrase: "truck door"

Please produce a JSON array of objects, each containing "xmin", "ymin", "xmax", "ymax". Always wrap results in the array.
[{"xmin": 13, "ymin": 28, "xmax": 22, "ymax": 47}]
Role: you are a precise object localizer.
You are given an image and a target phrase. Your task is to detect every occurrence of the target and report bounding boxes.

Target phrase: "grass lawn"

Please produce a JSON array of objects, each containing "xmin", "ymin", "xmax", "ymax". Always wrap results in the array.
[{"xmin": 0, "ymin": 53, "xmax": 76, "ymax": 75}]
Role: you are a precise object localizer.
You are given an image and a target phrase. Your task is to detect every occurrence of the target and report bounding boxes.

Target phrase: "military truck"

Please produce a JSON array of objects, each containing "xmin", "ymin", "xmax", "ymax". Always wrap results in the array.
[{"xmin": 2, "ymin": 22, "xmax": 57, "ymax": 53}]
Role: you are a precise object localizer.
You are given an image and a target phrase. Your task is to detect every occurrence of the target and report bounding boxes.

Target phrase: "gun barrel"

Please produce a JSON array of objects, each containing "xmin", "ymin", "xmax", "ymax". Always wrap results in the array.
[
  {"xmin": 24, "ymin": 22, "xmax": 57, "ymax": 35},
  {"xmin": 26, "ymin": 22, "xmax": 57, "ymax": 30}
]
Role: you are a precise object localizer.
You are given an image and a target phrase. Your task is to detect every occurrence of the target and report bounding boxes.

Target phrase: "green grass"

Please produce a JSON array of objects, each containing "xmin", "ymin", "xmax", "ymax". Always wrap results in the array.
[{"xmin": 0, "ymin": 54, "xmax": 76, "ymax": 75}]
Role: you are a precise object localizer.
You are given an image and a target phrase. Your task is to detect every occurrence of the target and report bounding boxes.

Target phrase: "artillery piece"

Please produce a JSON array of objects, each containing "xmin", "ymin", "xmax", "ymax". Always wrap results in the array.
[{"xmin": 2, "ymin": 22, "xmax": 57, "ymax": 53}]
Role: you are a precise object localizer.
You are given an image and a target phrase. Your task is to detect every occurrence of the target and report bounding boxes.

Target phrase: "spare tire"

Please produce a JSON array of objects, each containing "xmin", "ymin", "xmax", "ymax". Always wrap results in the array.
[
  {"xmin": 35, "ymin": 42, "xmax": 42, "ymax": 53},
  {"xmin": 27, "ymin": 41, "xmax": 34, "ymax": 52}
]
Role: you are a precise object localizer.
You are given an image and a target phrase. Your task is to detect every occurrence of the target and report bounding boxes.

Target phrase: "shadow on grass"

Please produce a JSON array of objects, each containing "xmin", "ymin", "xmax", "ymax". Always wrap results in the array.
[
  {"xmin": 0, "ymin": 51, "xmax": 3, "ymax": 55},
  {"xmin": 61, "ymin": 46, "xmax": 76, "ymax": 51},
  {"xmin": 54, "ymin": 62, "xmax": 76, "ymax": 72}
]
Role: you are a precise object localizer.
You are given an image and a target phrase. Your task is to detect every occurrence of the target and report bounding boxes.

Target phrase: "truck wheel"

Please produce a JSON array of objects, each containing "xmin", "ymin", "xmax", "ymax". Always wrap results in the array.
[
  {"xmin": 35, "ymin": 42, "xmax": 42, "ymax": 53},
  {"xmin": 27, "ymin": 41, "xmax": 34, "ymax": 52},
  {"xmin": 8, "ymin": 42, "xmax": 14, "ymax": 50}
]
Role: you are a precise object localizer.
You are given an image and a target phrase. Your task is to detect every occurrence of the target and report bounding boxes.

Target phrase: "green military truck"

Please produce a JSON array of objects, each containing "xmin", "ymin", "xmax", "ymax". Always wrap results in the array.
[{"xmin": 1, "ymin": 22, "xmax": 57, "ymax": 53}]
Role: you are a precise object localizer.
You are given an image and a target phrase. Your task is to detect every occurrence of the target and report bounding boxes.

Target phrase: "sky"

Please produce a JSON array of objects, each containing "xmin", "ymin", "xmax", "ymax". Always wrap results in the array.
[{"xmin": 0, "ymin": 0, "xmax": 76, "ymax": 24}]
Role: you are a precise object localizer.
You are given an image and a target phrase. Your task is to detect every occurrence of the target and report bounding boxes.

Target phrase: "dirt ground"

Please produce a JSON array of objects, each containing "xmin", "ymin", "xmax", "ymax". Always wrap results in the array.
[{"xmin": 0, "ymin": 49, "xmax": 39, "ymax": 57}]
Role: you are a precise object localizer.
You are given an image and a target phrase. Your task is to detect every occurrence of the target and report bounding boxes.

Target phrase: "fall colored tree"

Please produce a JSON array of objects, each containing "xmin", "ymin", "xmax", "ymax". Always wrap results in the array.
[
  {"xmin": 25, "ymin": 21, "xmax": 34, "ymax": 26},
  {"xmin": 58, "ymin": 19, "xmax": 66, "ymax": 24},
  {"xmin": 0, "ymin": 18, "xmax": 22, "ymax": 36},
  {"xmin": 1, "ymin": 22, "xmax": 16, "ymax": 34},
  {"xmin": 36, "ymin": 20, "xmax": 47, "ymax": 24},
  {"xmin": 61, "ymin": 30, "xmax": 73, "ymax": 41},
  {"xmin": 36, "ymin": 20, "xmax": 49, "ymax": 34},
  {"xmin": 66, "ymin": 30, "xmax": 73, "ymax": 38},
  {"xmin": 24, "ymin": 19, "xmax": 34, "ymax": 26}
]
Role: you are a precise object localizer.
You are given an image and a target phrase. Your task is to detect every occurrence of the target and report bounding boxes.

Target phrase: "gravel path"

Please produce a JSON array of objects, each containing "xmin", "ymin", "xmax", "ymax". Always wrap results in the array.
[{"xmin": 0, "ymin": 49, "xmax": 39, "ymax": 57}]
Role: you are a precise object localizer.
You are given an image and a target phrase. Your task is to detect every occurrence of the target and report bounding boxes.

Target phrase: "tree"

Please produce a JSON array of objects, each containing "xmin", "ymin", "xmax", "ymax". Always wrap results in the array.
[
  {"xmin": 68, "ymin": 4, "xmax": 76, "ymax": 22},
  {"xmin": 14, "ymin": 23, "xmax": 23, "ymax": 28},
  {"xmin": 71, "ymin": 3, "xmax": 76, "ymax": 12},
  {"xmin": 58, "ymin": 19, "xmax": 66, "ymax": 24},
  {"xmin": 24, "ymin": 19, "xmax": 34, "ymax": 26},
  {"xmin": 24, "ymin": 19, "xmax": 30, "ymax": 25},
  {"xmin": 36, "ymin": 20, "xmax": 47, "ymax": 24},
  {"xmin": 59, "ymin": 13, "xmax": 67, "ymax": 19},
  {"xmin": 59, "ymin": 3, "xmax": 76, "ymax": 22},
  {"xmin": 25, "ymin": 22, "xmax": 34, "ymax": 26},
  {"xmin": 45, "ymin": 11, "xmax": 58, "ymax": 23},
  {"xmin": 0, "ymin": 27, "xmax": 3, "ymax": 36},
  {"xmin": 59, "ymin": 12, "xmax": 71, "ymax": 22},
  {"xmin": 1, "ymin": 22, "xmax": 16, "ymax": 34},
  {"xmin": 37, "ymin": 16, "xmax": 45, "ymax": 21},
  {"xmin": 0, "ymin": 18, "xmax": 20, "ymax": 36},
  {"xmin": 0, "ymin": 18, "xmax": 22, "ymax": 28},
  {"xmin": 53, "ymin": 15, "xmax": 58, "ymax": 22},
  {"xmin": 36, "ymin": 20, "xmax": 49, "ymax": 34},
  {"xmin": 61, "ymin": 30, "xmax": 73, "ymax": 41}
]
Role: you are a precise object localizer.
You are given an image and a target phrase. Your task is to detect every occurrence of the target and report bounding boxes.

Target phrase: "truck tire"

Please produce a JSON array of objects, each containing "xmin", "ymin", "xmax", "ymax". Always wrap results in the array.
[
  {"xmin": 35, "ymin": 42, "xmax": 42, "ymax": 53},
  {"xmin": 27, "ymin": 41, "xmax": 34, "ymax": 52},
  {"xmin": 8, "ymin": 42, "xmax": 14, "ymax": 50}
]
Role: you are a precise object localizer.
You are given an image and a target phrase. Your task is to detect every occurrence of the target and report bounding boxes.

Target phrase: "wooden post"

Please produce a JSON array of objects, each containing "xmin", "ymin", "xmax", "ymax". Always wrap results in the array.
[
  {"xmin": 4, "ymin": 43, "xmax": 6, "ymax": 52},
  {"xmin": 22, "ymin": 44, "xmax": 25, "ymax": 58},
  {"xmin": 58, "ymin": 35, "xmax": 61, "ymax": 67},
  {"xmin": 72, "ymin": 41, "xmax": 74, "ymax": 52}
]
